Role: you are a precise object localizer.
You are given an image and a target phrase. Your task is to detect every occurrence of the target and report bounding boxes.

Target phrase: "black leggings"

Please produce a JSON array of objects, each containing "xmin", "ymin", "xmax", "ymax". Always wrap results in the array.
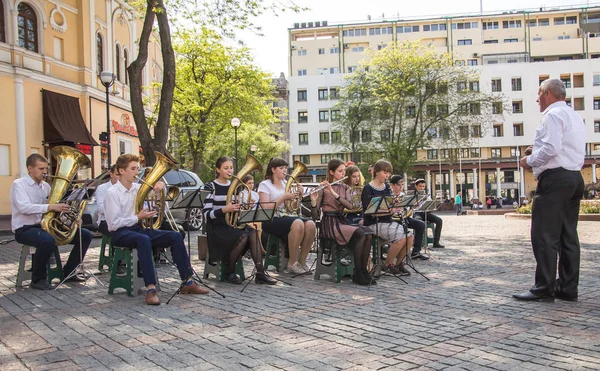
[
  {"xmin": 228, "ymin": 229, "xmax": 264, "ymax": 274},
  {"xmin": 351, "ymin": 228, "xmax": 372, "ymax": 272}
]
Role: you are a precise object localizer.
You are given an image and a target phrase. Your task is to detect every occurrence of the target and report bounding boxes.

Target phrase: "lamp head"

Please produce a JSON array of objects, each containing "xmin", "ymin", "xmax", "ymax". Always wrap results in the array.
[
  {"xmin": 250, "ymin": 145, "xmax": 258, "ymax": 152},
  {"xmin": 230, "ymin": 117, "xmax": 241, "ymax": 128},
  {"xmin": 100, "ymin": 71, "xmax": 116, "ymax": 87}
]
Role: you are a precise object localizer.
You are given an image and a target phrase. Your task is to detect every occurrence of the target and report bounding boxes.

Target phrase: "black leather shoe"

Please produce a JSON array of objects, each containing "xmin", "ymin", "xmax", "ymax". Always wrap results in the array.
[
  {"xmin": 411, "ymin": 253, "xmax": 430, "ymax": 261},
  {"xmin": 432, "ymin": 243, "xmax": 445, "ymax": 248},
  {"xmin": 555, "ymin": 292, "xmax": 578, "ymax": 302},
  {"xmin": 512, "ymin": 291, "xmax": 554, "ymax": 302},
  {"xmin": 31, "ymin": 280, "xmax": 54, "ymax": 290},
  {"xmin": 65, "ymin": 274, "xmax": 87, "ymax": 283},
  {"xmin": 226, "ymin": 273, "xmax": 242, "ymax": 284},
  {"xmin": 256, "ymin": 272, "xmax": 277, "ymax": 285}
]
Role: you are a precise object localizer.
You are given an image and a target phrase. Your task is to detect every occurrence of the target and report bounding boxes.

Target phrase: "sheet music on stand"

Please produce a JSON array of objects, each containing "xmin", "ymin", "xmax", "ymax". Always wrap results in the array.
[
  {"xmin": 364, "ymin": 196, "xmax": 394, "ymax": 215},
  {"xmin": 416, "ymin": 200, "xmax": 438, "ymax": 212},
  {"xmin": 395, "ymin": 194, "xmax": 418, "ymax": 208},
  {"xmin": 237, "ymin": 202, "xmax": 276, "ymax": 224},
  {"xmin": 171, "ymin": 189, "xmax": 211, "ymax": 210}
]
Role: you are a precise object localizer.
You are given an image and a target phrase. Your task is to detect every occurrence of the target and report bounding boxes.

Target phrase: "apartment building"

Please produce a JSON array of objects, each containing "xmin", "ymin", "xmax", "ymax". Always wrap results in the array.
[
  {"xmin": 0, "ymin": 0, "xmax": 163, "ymax": 215},
  {"xmin": 287, "ymin": 4, "xmax": 600, "ymax": 202}
]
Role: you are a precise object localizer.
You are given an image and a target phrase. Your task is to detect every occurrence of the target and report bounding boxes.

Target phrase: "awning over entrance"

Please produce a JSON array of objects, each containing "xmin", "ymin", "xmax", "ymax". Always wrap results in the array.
[{"xmin": 42, "ymin": 90, "xmax": 98, "ymax": 146}]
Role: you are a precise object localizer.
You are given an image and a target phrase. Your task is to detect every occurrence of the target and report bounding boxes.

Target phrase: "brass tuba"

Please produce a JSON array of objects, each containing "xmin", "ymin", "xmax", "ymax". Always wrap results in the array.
[
  {"xmin": 284, "ymin": 161, "xmax": 308, "ymax": 214},
  {"xmin": 225, "ymin": 154, "xmax": 263, "ymax": 229},
  {"xmin": 41, "ymin": 146, "xmax": 92, "ymax": 245},
  {"xmin": 135, "ymin": 151, "xmax": 178, "ymax": 230}
]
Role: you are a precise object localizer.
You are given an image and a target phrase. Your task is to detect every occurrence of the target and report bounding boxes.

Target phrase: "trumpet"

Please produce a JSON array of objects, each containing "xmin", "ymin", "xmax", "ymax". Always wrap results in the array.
[{"xmin": 307, "ymin": 176, "xmax": 348, "ymax": 196}]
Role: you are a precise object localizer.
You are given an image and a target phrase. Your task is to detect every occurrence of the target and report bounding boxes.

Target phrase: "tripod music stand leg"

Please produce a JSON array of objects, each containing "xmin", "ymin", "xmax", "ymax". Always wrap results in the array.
[{"xmin": 55, "ymin": 225, "xmax": 104, "ymax": 290}]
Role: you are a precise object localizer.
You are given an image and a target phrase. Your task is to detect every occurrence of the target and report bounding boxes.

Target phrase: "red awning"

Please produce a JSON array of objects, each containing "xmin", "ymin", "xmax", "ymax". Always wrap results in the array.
[{"xmin": 42, "ymin": 90, "xmax": 99, "ymax": 146}]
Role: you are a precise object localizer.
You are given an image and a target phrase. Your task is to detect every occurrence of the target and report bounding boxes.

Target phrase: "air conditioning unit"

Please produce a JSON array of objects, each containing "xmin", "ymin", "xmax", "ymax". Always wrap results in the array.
[
  {"xmin": 343, "ymin": 43, "xmax": 350, "ymax": 49},
  {"xmin": 293, "ymin": 23, "xmax": 300, "ymax": 29},
  {"xmin": 473, "ymin": 53, "xmax": 479, "ymax": 57},
  {"xmin": 291, "ymin": 45, "xmax": 297, "ymax": 50}
]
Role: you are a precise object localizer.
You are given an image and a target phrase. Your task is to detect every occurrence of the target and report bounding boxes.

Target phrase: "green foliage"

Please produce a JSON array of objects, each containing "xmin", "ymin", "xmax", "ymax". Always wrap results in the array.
[
  {"xmin": 516, "ymin": 203, "xmax": 532, "ymax": 214},
  {"xmin": 169, "ymin": 28, "xmax": 288, "ymax": 181},
  {"xmin": 332, "ymin": 40, "xmax": 507, "ymax": 172}
]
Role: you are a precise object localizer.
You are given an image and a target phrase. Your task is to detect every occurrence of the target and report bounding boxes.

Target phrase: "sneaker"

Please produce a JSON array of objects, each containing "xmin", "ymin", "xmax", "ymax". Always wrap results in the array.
[
  {"xmin": 411, "ymin": 252, "xmax": 430, "ymax": 261},
  {"xmin": 287, "ymin": 262, "xmax": 305, "ymax": 274},
  {"xmin": 256, "ymin": 272, "xmax": 277, "ymax": 285},
  {"xmin": 340, "ymin": 257, "xmax": 351, "ymax": 266},
  {"xmin": 301, "ymin": 262, "xmax": 310, "ymax": 272},
  {"xmin": 396, "ymin": 263, "xmax": 411, "ymax": 276},
  {"xmin": 31, "ymin": 280, "xmax": 54, "ymax": 290},
  {"xmin": 226, "ymin": 273, "xmax": 242, "ymax": 284},
  {"xmin": 383, "ymin": 264, "xmax": 401, "ymax": 275}
]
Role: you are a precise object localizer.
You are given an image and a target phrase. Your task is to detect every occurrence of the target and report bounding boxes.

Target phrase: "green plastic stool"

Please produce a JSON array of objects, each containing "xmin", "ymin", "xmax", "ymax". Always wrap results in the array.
[
  {"xmin": 263, "ymin": 233, "xmax": 289, "ymax": 272},
  {"xmin": 98, "ymin": 235, "xmax": 113, "ymax": 272},
  {"xmin": 108, "ymin": 247, "xmax": 144, "ymax": 297},
  {"xmin": 203, "ymin": 248, "xmax": 246, "ymax": 281},
  {"xmin": 423, "ymin": 222, "xmax": 435, "ymax": 246},
  {"xmin": 314, "ymin": 239, "xmax": 354, "ymax": 283},
  {"xmin": 16, "ymin": 245, "xmax": 64, "ymax": 287}
]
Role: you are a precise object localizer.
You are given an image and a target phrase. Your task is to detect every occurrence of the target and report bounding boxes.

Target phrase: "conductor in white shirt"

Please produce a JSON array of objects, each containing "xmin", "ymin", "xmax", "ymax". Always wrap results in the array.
[{"xmin": 514, "ymin": 79, "xmax": 585, "ymax": 302}]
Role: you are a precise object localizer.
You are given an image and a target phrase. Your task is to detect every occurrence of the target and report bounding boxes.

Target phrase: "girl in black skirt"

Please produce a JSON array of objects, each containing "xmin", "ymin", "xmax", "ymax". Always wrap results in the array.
[
  {"xmin": 203, "ymin": 156, "xmax": 276, "ymax": 285},
  {"xmin": 257, "ymin": 157, "xmax": 316, "ymax": 274}
]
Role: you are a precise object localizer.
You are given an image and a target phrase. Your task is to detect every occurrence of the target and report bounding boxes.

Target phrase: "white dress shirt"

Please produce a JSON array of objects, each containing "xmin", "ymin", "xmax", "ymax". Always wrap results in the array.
[
  {"xmin": 10, "ymin": 175, "xmax": 51, "ymax": 232},
  {"xmin": 94, "ymin": 180, "xmax": 115, "ymax": 224},
  {"xmin": 104, "ymin": 181, "xmax": 141, "ymax": 231},
  {"xmin": 527, "ymin": 101, "xmax": 586, "ymax": 178}
]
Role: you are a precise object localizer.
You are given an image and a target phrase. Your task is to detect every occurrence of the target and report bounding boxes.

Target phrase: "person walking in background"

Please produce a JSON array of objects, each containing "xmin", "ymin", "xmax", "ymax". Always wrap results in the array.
[
  {"xmin": 455, "ymin": 193, "xmax": 462, "ymax": 216},
  {"xmin": 513, "ymin": 79, "xmax": 585, "ymax": 302}
]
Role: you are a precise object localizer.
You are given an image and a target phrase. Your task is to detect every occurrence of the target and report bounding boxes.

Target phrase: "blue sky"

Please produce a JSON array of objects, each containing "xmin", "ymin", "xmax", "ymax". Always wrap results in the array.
[{"xmin": 237, "ymin": 0, "xmax": 591, "ymax": 76}]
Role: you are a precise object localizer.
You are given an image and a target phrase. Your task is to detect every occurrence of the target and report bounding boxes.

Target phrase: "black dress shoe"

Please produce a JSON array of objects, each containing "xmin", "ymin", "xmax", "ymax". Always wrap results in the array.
[
  {"xmin": 555, "ymin": 292, "xmax": 578, "ymax": 302},
  {"xmin": 226, "ymin": 273, "xmax": 242, "ymax": 284},
  {"xmin": 255, "ymin": 272, "xmax": 277, "ymax": 285},
  {"xmin": 65, "ymin": 274, "xmax": 88, "ymax": 283},
  {"xmin": 411, "ymin": 253, "xmax": 430, "ymax": 261},
  {"xmin": 512, "ymin": 291, "xmax": 554, "ymax": 302},
  {"xmin": 432, "ymin": 243, "xmax": 445, "ymax": 248},
  {"xmin": 31, "ymin": 280, "xmax": 54, "ymax": 290}
]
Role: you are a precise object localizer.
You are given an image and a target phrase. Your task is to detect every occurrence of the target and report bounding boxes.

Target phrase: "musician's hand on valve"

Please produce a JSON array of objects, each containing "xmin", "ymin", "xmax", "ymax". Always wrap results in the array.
[
  {"xmin": 49, "ymin": 203, "xmax": 70, "ymax": 213},
  {"xmin": 223, "ymin": 201, "xmax": 241, "ymax": 213},
  {"xmin": 283, "ymin": 192, "xmax": 297, "ymax": 201},
  {"xmin": 153, "ymin": 181, "xmax": 166, "ymax": 193},
  {"xmin": 137, "ymin": 209, "xmax": 158, "ymax": 220}
]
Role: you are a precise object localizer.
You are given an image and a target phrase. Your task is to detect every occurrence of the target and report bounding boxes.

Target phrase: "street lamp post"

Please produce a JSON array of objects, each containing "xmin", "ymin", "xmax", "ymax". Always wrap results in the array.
[
  {"xmin": 100, "ymin": 71, "xmax": 117, "ymax": 169},
  {"xmin": 231, "ymin": 118, "xmax": 241, "ymax": 173},
  {"xmin": 250, "ymin": 145, "xmax": 257, "ymax": 155}
]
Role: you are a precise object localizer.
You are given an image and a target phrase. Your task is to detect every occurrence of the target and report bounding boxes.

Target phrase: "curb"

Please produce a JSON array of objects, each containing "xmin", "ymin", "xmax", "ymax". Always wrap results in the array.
[{"xmin": 504, "ymin": 212, "xmax": 600, "ymax": 221}]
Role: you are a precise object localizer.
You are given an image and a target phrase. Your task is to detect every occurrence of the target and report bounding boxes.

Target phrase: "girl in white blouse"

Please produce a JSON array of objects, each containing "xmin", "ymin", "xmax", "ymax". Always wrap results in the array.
[{"xmin": 258, "ymin": 158, "xmax": 316, "ymax": 274}]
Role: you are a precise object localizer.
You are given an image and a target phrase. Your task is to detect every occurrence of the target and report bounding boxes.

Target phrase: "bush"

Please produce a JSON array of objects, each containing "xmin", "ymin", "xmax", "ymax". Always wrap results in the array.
[{"xmin": 516, "ymin": 200, "xmax": 600, "ymax": 214}]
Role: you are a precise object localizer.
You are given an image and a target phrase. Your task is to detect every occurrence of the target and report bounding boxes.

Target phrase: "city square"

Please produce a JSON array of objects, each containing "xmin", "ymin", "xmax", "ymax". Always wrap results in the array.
[{"xmin": 1, "ymin": 214, "xmax": 599, "ymax": 370}]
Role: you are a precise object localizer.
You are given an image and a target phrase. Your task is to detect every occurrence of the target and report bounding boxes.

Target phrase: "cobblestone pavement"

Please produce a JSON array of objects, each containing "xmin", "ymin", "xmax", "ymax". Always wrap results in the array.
[{"xmin": 1, "ymin": 215, "xmax": 600, "ymax": 370}]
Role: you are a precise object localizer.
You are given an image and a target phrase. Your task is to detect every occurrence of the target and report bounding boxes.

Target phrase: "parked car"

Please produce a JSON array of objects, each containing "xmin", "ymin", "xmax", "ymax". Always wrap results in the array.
[{"xmin": 82, "ymin": 168, "xmax": 204, "ymax": 232}]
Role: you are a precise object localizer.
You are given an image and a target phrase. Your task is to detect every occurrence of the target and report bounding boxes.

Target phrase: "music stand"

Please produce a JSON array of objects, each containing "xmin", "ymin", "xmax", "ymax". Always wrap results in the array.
[
  {"xmin": 167, "ymin": 189, "xmax": 224, "ymax": 303},
  {"xmin": 364, "ymin": 196, "xmax": 407, "ymax": 285},
  {"xmin": 239, "ymin": 202, "xmax": 291, "ymax": 292},
  {"xmin": 416, "ymin": 199, "xmax": 439, "ymax": 261}
]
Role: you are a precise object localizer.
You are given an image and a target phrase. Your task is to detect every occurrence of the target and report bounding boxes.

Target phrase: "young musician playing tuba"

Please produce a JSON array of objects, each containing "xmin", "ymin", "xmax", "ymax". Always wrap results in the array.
[
  {"xmin": 310, "ymin": 159, "xmax": 375, "ymax": 285},
  {"xmin": 202, "ymin": 157, "xmax": 276, "ymax": 285},
  {"xmin": 257, "ymin": 158, "xmax": 316, "ymax": 274},
  {"xmin": 10, "ymin": 153, "xmax": 92, "ymax": 289},
  {"xmin": 104, "ymin": 154, "xmax": 209, "ymax": 305}
]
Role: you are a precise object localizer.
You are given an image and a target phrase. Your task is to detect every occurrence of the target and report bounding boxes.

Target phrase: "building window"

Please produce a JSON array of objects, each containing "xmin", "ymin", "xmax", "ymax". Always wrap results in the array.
[
  {"xmin": 554, "ymin": 17, "xmax": 565, "ymax": 25},
  {"xmin": 440, "ymin": 149, "xmax": 450, "ymax": 159},
  {"xmin": 380, "ymin": 129, "xmax": 391, "ymax": 141},
  {"xmin": 318, "ymin": 48, "xmax": 325, "ymax": 55},
  {"xmin": 330, "ymin": 47, "xmax": 339, "ymax": 54},
  {"xmin": 539, "ymin": 18, "xmax": 549, "ymax": 26},
  {"xmin": 484, "ymin": 39, "xmax": 498, "ymax": 44},
  {"xmin": 457, "ymin": 39, "xmax": 472, "ymax": 45},
  {"xmin": 97, "ymin": 33, "xmax": 104, "ymax": 73},
  {"xmin": 558, "ymin": 35, "xmax": 571, "ymax": 40},
  {"xmin": 469, "ymin": 103, "xmax": 481, "ymax": 115},
  {"xmin": 457, "ymin": 81, "xmax": 467, "ymax": 92},
  {"xmin": 319, "ymin": 132, "xmax": 330, "ymax": 144},
  {"xmin": 0, "ymin": 1, "xmax": 5, "ymax": 43},
  {"xmin": 298, "ymin": 111, "xmax": 308, "ymax": 123},
  {"xmin": 504, "ymin": 38, "xmax": 518, "ymax": 43},
  {"xmin": 483, "ymin": 21, "xmax": 499, "ymax": 30},
  {"xmin": 18, "ymin": 3, "xmax": 38, "ymax": 52},
  {"xmin": 331, "ymin": 110, "xmax": 340, "ymax": 121},
  {"xmin": 330, "ymin": 67, "xmax": 340, "ymax": 74},
  {"xmin": 406, "ymin": 106, "xmax": 416, "ymax": 118},
  {"xmin": 297, "ymin": 49, "xmax": 307, "ymax": 56},
  {"xmin": 426, "ymin": 105, "xmax": 436, "ymax": 117},
  {"xmin": 566, "ymin": 16, "xmax": 577, "ymax": 24},
  {"xmin": 512, "ymin": 101, "xmax": 523, "ymax": 113},
  {"xmin": 471, "ymin": 125, "xmax": 481, "ymax": 138},
  {"xmin": 502, "ymin": 20, "xmax": 522, "ymax": 28},
  {"xmin": 299, "ymin": 155, "xmax": 310, "ymax": 164},
  {"xmin": 594, "ymin": 121, "xmax": 600, "ymax": 133},
  {"xmin": 471, "ymin": 148, "xmax": 480, "ymax": 158},
  {"xmin": 115, "ymin": 45, "xmax": 121, "ymax": 82},
  {"xmin": 491, "ymin": 148, "xmax": 502, "ymax": 158},
  {"xmin": 351, "ymin": 46, "xmax": 365, "ymax": 53},
  {"xmin": 347, "ymin": 66, "xmax": 357, "ymax": 73},
  {"xmin": 467, "ymin": 59, "xmax": 478, "ymax": 66},
  {"xmin": 469, "ymin": 81, "xmax": 479, "ymax": 92},
  {"xmin": 427, "ymin": 149, "xmax": 438, "ymax": 160},
  {"xmin": 438, "ymin": 104, "xmax": 449, "ymax": 116},
  {"xmin": 297, "ymin": 69, "xmax": 307, "ymax": 76},
  {"xmin": 427, "ymin": 127, "xmax": 437, "ymax": 139},
  {"xmin": 321, "ymin": 154, "xmax": 333, "ymax": 164},
  {"xmin": 297, "ymin": 90, "xmax": 307, "ymax": 101},
  {"xmin": 461, "ymin": 148, "xmax": 470, "ymax": 158},
  {"xmin": 511, "ymin": 78, "xmax": 522, "ymax": 91},
  {"xmin": 318, "ymin": 88, "xmax": 328, "ymax": 100},
  {"xmin": 493, "ymin": 124, "xmax": 503, "ymax": 137},
  {"xmin": 510, "ymin": 148, "xmax": 519, "ymax": 157},
  {"xmin": 330, "ymin": 87, "xmax": 339, "ymax": 99},
  {"xmin": 123, "ymin": 49, "xmax": 129, "ymax": 84},
  {"xmin": 316, "ymin": 68, "xmax": 330, "ymax": 75},
  {"xmin": 319, "ymin": 110, "xmax": 330, "ymax": 122},
  {"xmin": 513, "ymin": 123, "xmax": 524, "ymax": 136},
  {"xmin": 561, "ymin": 77, "xmax": 571, "ymax": 88},
  {"xmin": 459, "ymin": 126, "xmax": 469, "ymax": 138},
  {"xmin": 331, "ymin": 131, "xmax": 341, "ymax": 144},
  {"xmin": 362, "ymin": 130, "xmax": 372, "ymax": 142},
  {"xmin": 298, "ymin": 133, "xmax": 308, "ymax": 145},
  {"xmin": 492, "ymin": 102, "xmax": 503, "ymax": 114}
]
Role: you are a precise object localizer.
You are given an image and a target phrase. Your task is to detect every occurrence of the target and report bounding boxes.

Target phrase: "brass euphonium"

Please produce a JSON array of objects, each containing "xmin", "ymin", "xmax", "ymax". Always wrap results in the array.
[
  {"xmin": 343, "ymin": 185, "xmax": 363, "ymax": 213},
  {"xmin": 135, "ymin": 151, "xmax": 178, "ymax": 229},
  {"xmin": 225, "ymin": 154, "xmax": 263, "ymax": 229},
  {"xmin": 284, "ymin": 160, "xmax": 308, "ymax": 214},
  {"xmin": 41, "ymin": 146, "xmax": 92, "ymax": 245}
]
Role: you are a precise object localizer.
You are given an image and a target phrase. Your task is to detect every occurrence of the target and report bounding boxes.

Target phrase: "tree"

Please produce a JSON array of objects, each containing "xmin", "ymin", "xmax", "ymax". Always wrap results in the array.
[
  {"xmin": 333, "ymin": 40, "xmax": 507, "ymax": 172},
  {"xmin": 125, "ymin": 0, "xmax": 303, "ymax": 166},
  {"xmin": 170, "ymin": 29, "xmax": 288, "ymax": 180}
]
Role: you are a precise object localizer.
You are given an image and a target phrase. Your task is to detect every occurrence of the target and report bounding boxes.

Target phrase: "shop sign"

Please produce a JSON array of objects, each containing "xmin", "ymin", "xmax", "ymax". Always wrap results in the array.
[
  {"xmin": 112, "ymin": 113, "xmax": 138, "ymax": 137},
  {"xmin": 76, "ymin": 144, "xmax": 92, "ymax": 155}
]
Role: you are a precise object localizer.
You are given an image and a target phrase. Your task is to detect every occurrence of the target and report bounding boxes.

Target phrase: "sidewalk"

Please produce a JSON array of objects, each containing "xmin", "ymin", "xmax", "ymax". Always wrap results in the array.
[{"xmin": 1, "ymin": 215, "xmax": 600, "ymax": 370}]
